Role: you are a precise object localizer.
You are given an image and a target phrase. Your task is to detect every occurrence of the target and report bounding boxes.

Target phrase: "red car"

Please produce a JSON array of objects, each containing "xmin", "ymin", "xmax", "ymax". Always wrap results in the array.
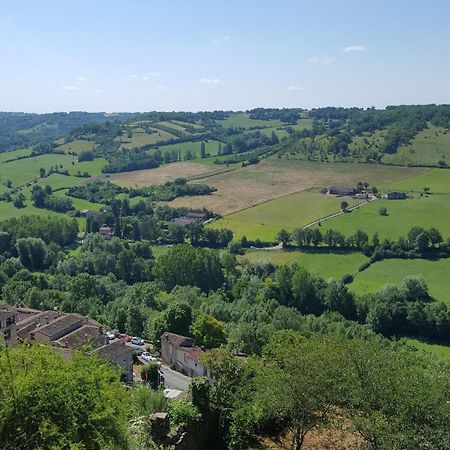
[{"xmin": 118, "ymin": 333, "xmax": 132, "ymax": 342}]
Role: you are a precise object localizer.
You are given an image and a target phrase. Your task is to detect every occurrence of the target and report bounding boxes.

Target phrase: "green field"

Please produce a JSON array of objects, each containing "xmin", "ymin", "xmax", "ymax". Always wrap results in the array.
[
  {"xmin": 115, "ymin": 129, "xmax": 177, "ymax": 149},
  {"xmin": 317, "ymin": 169, "xmax": 450, "ymax": 240},
  {"xmin": 210, "ymin": 190, "xmax": 363, "ymax": 241},
  {"xmin": 219, "ymin": 113, "xmax": 283, "ymax": 129},
  {"xmin": 350, "ymin": 258, "xmax": 450, "ymax": 304},
  {"xmin": 380, "ymin": 167, "xmax": 450, "ymax": 194},
  {"xmin": 149, "ymin": 140, "xmax": 223, "ymax": 160},
  {"xmin": 56, "ymin": 139, "xmax": 95, "ymax": 154},
  {"xmin": 0, "ymin": 153, "xmax": 76, "ymax": 191},
  {"xmin": 71, "ymin": 158, "xmax": 107, "ymax": 176},
  {"xmin": 242, "ymin": 249, "xmax": 367, "ymax": 280},
  {"xmin": 0, "ymin": 148, "xmax": 32, "ymax": 163},
  {"xmin": 403, "ymin": 338, "xmax": 450, "ymax": 360},
  {"xmin": 383, "ymin": 126, "xmax": 450, "ymax": 166},
  {"xmin": 0, "ymin": 197, "xmax": 84, "ymax": 229}
]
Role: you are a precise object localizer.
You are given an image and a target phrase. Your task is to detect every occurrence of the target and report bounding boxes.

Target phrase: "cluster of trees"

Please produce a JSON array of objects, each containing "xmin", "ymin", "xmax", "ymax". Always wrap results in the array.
[
  {"xmin": 275, "ymin": 225, "xmax": 449, "ymax": 261},
  {"xmin": 197, "ymin": 333, "xmax": 450, "ymax": 450},
  {"xmin": 248, "ymin": 107, "xmax": 303, "ymax": 123},
  {"xmin": 31, "ymin": 184, "xmax": 74, "ymax": 212}
]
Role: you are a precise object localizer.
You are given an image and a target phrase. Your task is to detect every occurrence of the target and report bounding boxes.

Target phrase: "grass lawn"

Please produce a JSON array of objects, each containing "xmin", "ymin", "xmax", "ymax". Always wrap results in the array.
[
  {"xmin": 71, "ymin": 158, "xmax": 108, "ymax": 176},
  {"xmin": 53, "ymin": 189, "xmax": 106, "ymax": 211},
  {"xmin": 380, "ymin": 167, "xmax": 450, "ymax": 194},
  {"xmin": 0, "ymin": 199, "xmax": 83, "ymax": 230},
  {"xmin": 350, "ymin": 258, "xmax": 450, "ymax": 304},
  {"xmin": 0, "ymin": 153, "xmax": 76, "ymax": 191},
  {"xmin": 170, "ymin": 120, "xmax": 204, "ymax": 130},
  {"xmin": 383, "ymin": 126, "xmax": 450, "ymax": 166},
  {"xmin": 241, "ymin": 249, "xmax": 367, "ymax": 279},
  {"xmin": 157, "ymin": 121, "xmax": 194, "ymax": 135},
  {"xmin": 317, "ymin": 194, "xmax": 450, "ymax": 240},
  {"xmin": 56, "ymin": 139, "xmax": 95, "ymax": 154},
  {"xmin": 210, "ymin": 190, "xmax": 363, "ymax": 241},
  {"xmin": 0, "ymin": 147, "xmax": 32, "ymax": 163},
  {"xmin": 116, "ymin": 129, "xmax": 177, "ymax": 149},
  {"xmin": 148, "ymin": 139, "xmax": 223, "ymax": 160},
  {"xmin": 403, "ymin": 338, "xmax": 450, "ymax": 360},
  {"xmin": 219, "ymin": 113, "xmax": 282, "ymax": 129},
  {"xmin": 151, "ymin": 245, "xmax": 171, "ymax": 259}
]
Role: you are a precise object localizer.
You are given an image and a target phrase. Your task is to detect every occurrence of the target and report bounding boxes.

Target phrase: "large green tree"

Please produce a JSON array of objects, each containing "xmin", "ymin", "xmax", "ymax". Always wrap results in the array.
[{"xmin": 0, "ymin": 345, "xmax": 131, "ymax": 450}]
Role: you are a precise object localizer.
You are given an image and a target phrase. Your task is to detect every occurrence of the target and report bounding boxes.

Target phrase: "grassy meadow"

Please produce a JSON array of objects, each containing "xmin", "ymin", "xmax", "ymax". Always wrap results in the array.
[
  {"xmin": 350, "ymin": 258, "xmax": 450, "ymax": 304},
  {"xmin": 383, "ymin": 126, "xmax": 450, "ymax": 166},
  {"xmin": 317, "ymin": 168, "xmax": 450, "ymax": 240},
  {"xmin": 219, "ymin": 113, "xmax": 283, "ymax": 129},
  {"xmin": 210, "ymin": 190, "xmax": 363, "ymax": 241},
  {"xmin": 148, "ymin": 139, "xmax": 223, "ymax": 160},
  {"xmin": 56, "ymin": 139, "xmax": 95, "ymax": 154},
  {"xmin": 242, "ymin": 249, "xmax": 368, "ymax": 280}
]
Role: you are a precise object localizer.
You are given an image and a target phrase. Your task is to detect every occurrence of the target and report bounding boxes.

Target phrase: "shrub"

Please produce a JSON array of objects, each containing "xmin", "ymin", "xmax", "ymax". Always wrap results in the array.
[
  {"xmin": 141, "ymin": 362, "xmax": 159, "ymax": 389},
  {"xmin": 341, "ymin": 274, "xmax": 354, "ymax": 284},
  {"xmin": 358, "ymin": 261, "xmax": 371, "ymax": 272}
]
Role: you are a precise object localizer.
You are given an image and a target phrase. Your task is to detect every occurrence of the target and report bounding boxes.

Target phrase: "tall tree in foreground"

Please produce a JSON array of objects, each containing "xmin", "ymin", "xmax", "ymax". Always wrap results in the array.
[{"xmin": 0, "ymin": 345, "xmax": 131, "ymax": 450}]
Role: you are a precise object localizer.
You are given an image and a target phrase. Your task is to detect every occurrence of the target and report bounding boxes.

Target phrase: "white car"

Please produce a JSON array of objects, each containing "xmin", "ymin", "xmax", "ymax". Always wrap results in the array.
[
  {"xmin": 106, "ymin": 331, "xmax": 115, "ymax": 340},
  {"xmin": 131, "ymin": 336, "xmax": 144, "ymax": 345},
  {"xmin": 142, "ymin": 352, "xmax": 160, "ymax": 364}
]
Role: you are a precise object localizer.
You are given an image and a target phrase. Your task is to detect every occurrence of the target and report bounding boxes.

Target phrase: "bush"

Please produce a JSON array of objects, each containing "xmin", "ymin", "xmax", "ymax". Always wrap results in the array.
[
  {"xmin": 341, "ymin": 274, "xmax": 354, "ymax": 284},
  {"xmin": 169, "ymin": 401, "xmax": 201, "ymax": 429},
  {"xmin": 358, "ymin": 261, "xmax": 371, "ymax": 272},
  {"xmin": 141, "ymin": 362, "xmax": 159, "ymax": 389},
  {"xmin": 378, "ymin": 207, "xmax": 388, "ymax": 216}
]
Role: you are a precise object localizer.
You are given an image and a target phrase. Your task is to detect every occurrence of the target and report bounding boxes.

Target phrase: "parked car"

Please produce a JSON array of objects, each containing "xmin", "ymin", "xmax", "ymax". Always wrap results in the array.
[
  {"xmin": 131, "ymin": 336, "xmax": 144, "ymax": 346},
  {"xmin": 118, "ymin": 333, "xmax": 132, "ymax": 342},
  {"xmin": 106, "ymin": 331, "xmax": 115, "ymax": 340},
  {"xmin": 142, "ymin": 352, "xmax": 159, "ymax": 363}
]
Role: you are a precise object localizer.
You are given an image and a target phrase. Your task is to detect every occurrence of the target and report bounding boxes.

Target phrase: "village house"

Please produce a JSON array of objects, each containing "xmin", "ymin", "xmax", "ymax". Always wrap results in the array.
[
  {"xmin": 0, "ymin": 307, "xmax": 133, "ymax": 381},
  {"xmin": 329, "ymin": 187, "xmax": 356, "ymax": 196},
  {"xmin": 99, "ymin": 225, "xmax": 114, "ymax": 239},
  {"xmin": 384, "ymin": 191, "xmax": 407, "ymax": 200},
  {"xmin": 170, "ymin": 217, "xmax": 199, "ymax": 227},
  {"xmin": 160, "ymin": 332, "xmax": 209, "ymax": 378},
  {"xmin": 95, "ymin": 339, "xmax": 134, "ymax": 382},
  {"xmin": 0, "ymin": 309, "xmax": 17, "ymax": 344}
]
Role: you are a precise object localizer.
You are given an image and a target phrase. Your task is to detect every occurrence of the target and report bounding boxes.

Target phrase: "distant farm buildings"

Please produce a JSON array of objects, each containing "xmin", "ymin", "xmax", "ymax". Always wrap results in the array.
[
  {"xmin": 169, "ymin": 209, "xmax": 210, "ymax": 227},
  {"xmin": 384, "ymin": 191, "xmax": 407, "ymax": 200},
  {"xmin": 328, "ymin": 187, "xmax": 356, "ymax": 196}
]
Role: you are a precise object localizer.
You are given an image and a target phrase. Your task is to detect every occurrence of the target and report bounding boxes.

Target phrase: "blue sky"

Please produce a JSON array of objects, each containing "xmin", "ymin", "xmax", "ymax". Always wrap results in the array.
[{"xmin": 0, "ymin": 0, "xmax": 449, "ymax": 112}]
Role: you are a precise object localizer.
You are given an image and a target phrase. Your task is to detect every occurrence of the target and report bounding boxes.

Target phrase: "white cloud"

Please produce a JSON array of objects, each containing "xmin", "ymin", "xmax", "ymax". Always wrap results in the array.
[
  {"xmin": 62, "ymin": 85, "xmax": 80, "ymax": 92},
  {"xmin": 93, "ymin": 89, "xmax": 102, "ymax": 94},
  {"xmin": 129, "ymin": 74, "xmax": 139, "ymax": 79},
  {"xmin": 149, "ymin": 71, "xmax": 161, "ymax": 77},
  {"xmin": 200, "ymin": 78, "xmax": 224, "ymax": 86},
  {"xmin": 156, "ymin": 85, "xmax": 168, "ymax": 91},
  {"xmin": 307, "ymin": 56, "xmax": 336, "ymax": 65},
  {"xmin": 75, "ymin": 76, "xmax": 88, "ymax": 81},
  {"xmin": 342, "ymin": 45, "xmax": 367, "ymax": 53},
  {"xmin": 288, "ymin": 86, "xmax": 304, "ymax": 91},
  {"xmin": 141, "ymin": 76, "xmax": 150, "ymax": 81}
]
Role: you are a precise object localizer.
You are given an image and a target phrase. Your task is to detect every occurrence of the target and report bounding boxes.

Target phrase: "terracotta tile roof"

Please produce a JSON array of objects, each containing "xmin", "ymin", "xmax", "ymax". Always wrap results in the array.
[
  {"xmin": 95, "ymin": 339, "xmax": 134, "ymax": 359},
  {"xmin": 34, "ymin": 313, "xmax": 84, "ymax": 339},
  {"xmin": 56, "ymin": 325, "xmax": 105, "ymax": 350},
  {"xmin": 162, "ymin": 332, "xmax": 194, "ymax": 348}
]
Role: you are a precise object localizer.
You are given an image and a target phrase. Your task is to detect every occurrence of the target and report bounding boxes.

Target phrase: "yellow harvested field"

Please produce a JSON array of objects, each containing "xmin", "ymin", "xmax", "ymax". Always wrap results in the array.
[
  {"xmin": 167, "ymin": 159, "xmax": 425, "ymax": 215},
  {"xmin": 108, "ymin": 162, "xmax": 230, "ymax": 187}
]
